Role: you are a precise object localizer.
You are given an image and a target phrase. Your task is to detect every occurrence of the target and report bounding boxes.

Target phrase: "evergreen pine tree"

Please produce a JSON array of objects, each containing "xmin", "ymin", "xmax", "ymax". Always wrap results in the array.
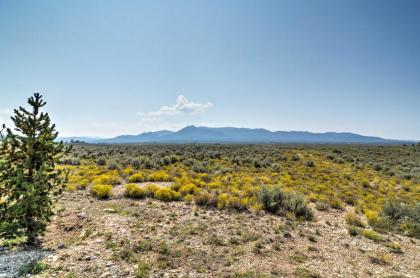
[{"xmin": 0, "ymin": 93, "xmax": 68, "ymax": 245}]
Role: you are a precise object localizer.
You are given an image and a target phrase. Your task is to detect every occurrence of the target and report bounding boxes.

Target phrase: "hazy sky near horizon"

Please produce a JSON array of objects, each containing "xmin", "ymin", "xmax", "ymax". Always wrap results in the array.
[{"xmin": 1, "ymin": 0, "xmax": 419, "ymax": 139}]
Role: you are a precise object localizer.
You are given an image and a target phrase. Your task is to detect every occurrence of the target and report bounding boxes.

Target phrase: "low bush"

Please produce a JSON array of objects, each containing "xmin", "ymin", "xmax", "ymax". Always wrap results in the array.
[
  {"xmin": 369, "ymin": 200, "xmax": 420, "ymax": 239},
  {"xmin": 216, "ymin": 194, "xmax": 248, "ymax": 211},
  {"xmin": 256, "ymin": 186, "xmax": 313, "ymax": 220},
  {"xmin": 291, "ymin": 154, "xmax": 301, "ymax": 161},
  {"xmin": 329, "ymin": 199, "xmax": 345, "ymax": 211},
  {"xmin": 359, "ymin": 229, "xmax": 384, "ymax": 243},
  {"xmin": 179, "ymin": 183, "xmax": 199, "ymax": 195},
  {"xmin": 315, "ymin": 201, "xmax": 329, "ymax": 211},
  {"xmin": 124, "ymin": 183, "xmax": 146, "ymax": 199},
  {"xmin": 194, "ymin": 191, "xmax": 218, "ymax": 207},
  {"xmin": 128, "ymin": 173, "xmax": 145, "ymax": 183},
  {"xmin": 91, "ymin": 184, "xmax": 113, "ymax": 199},
  {"xmin": 92, "ymin": 174, "xmax": 121, "ymax": 186},
  {"xmin": 345, "ymin": 212, "xmax": 365, "ymax": 227},
  {"xmin": 148, "ymin": 171, "xmax": 171, "ymax": 182},
  {"xmin": 67, "ymin": 176, "xmax": 90, "ymax": 190},
  {"xmin": 134, "ymin": 259, "xmax": 151, "ymax": 278},
  {"xmin": 144, "ymin": 183, "xmax": 160, "ymax": 197},
  {"xmin": 347, "ymin": 226, "xmax": 384, "ymax": 243},
  {"xmin": 19, "ymin": 261, "xmax": 48, "ymax": 275},
  {"xmin": 107, "ymin": 161, "xmax": 120, "ymax": 170},
  {"xmin": 123, "ymin": 167, "xmax": 135, "ymax": 176},
  {"xmin": 369, "ymin": 252, "xmax": 391, "ymax": 265},
  {"xmin": 381, "ymin": 200, "xmax": 413, "ymax": 222},
  {"xmin": 154, "ymin": 187, "xmax": 181, "ymax": 201},
  {"xmin": 96, "ymin": 157, "xmax": 107, "ymax": 166}
]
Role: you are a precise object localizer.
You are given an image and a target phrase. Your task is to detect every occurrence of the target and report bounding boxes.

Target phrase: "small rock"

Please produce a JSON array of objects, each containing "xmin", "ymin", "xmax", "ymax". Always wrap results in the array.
[
  {"xmin": 57, "ymin": 243, "xmax": 66, "ymax": 249},
  {"xmin": 106, "ymin": 261, "xmax": 114, "ymax": 267},
  {"xmin": 49, "ymin": 255, "xmax": 59, "ymax": 262}
]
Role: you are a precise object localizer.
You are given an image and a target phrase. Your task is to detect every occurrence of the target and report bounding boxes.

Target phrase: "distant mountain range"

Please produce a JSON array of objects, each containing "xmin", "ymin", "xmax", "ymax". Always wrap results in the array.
[{"xmin": 58, "ymin": 126, "xmax": 414, "ymax": 144}]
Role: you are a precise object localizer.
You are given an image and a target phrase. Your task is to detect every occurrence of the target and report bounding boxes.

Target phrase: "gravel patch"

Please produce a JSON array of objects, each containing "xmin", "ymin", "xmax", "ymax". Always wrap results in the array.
[{"xmin": 0, "ymin": 249, "xmax": 50, "ymax": 278}]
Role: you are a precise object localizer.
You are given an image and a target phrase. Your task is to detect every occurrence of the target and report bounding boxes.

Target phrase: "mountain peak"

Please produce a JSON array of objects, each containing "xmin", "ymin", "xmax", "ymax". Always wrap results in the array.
[{"xmin": 180, "ymin": 125, "xmax": 198, "ymax": 130}]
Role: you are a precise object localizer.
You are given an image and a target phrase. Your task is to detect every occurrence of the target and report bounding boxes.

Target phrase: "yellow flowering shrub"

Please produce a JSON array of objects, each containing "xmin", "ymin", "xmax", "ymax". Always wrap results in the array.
[
  {"xmin": 144, "ymin": 183, "xmax": 160, "ymax": 197},
  {"xmin": 124, "ymin": 183, "xmax": 146, "ymax": 199},
  {"xmin": 93, "ymin": 173, "xmax": 121, "ymax": 186},
  {"xmin": 154, "ymin": 187, "xmax": 181, "ymax": 201},
  {"xmin": 179, "ymin": 183, "xmax": 199, "ymax": 195},
  {"xmin": 128, "ymin": 173, "xmax": 145, "ymax": 183},
  {"xmin": 91, "ymin": 184, "xmax": 112, "ymax": 199},
  {"xmin": 148, "ymin": 171, "xmax": 171, "ymax": 182}
]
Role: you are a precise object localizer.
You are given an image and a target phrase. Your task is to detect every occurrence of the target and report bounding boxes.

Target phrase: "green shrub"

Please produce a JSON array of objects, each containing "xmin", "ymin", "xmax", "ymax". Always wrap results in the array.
[
  {"xmin": 348, "ymin": 226, "xmax": 384, "ymax": 243},
  {"xmin": 381, "ymin": 200, "xmax": 412, "ymax": 222},
  {"xmin": 96, "ymin": 157, "xmax": 107, "ymax": 166},
  {"xmin": 347, "ymin": 226, "xmax": 359, "ymax": 236},
  {"xmin": 107, "ymin": 161, "xmax": 120, "ymax": 170},
  {"xmin": 370, "ymin": 200, "xmax": 420, "ymax": 239},
  {"xmin": 360, "ymin": 229, "xmax": 384, "ymax": 243},
  {"xmin": 19, "ymin": 261, "xmax": 48, "ymax": 275},
  {"xmin": 134, "ymin": 260, "xmax": 151, "ymax": 278},
  {"xmin": 124, "ymin": 183, "xmax": 146, "ymax": 199},
  {"xmin": 91, "ymin": 184, "xmax": 113, "ymax": 199},
  {"xmin": 292, "ymin": 154, "xmax": 301, "ymax": 161},
  {"xmin": 256, "ymin": 186, "xmax": 313, "ymax": 220}
]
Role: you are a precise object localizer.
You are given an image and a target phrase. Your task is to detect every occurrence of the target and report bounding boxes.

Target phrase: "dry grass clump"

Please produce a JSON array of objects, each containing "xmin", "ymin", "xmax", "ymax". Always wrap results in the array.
[
  {"xmin": 368, "ymin": 252, "xmax": 391, "ymax": 265},
  {"xmin": 345, "ymin": 212, "xmax": 365, "ymax": 227},
  {"xmin": 194, "ymin": 191, "xmax": 218, "ymax": 207},
  {"xmin": 347, "ymin": 226, "xmax": 384, "ymax": 243}
]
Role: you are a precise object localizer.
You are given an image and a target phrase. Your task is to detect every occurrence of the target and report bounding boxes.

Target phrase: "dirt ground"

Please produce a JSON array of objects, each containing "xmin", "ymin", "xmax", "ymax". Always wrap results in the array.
[{"xmin": 18, "ymin": 188, "xmax": 420, "ymax": 278}]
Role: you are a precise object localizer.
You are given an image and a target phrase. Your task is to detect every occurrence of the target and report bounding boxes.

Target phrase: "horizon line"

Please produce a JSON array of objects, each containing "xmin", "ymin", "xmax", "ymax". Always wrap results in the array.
[{"xmin": 58, "ymin": 125, "xmax": 420, "ymax": 142}]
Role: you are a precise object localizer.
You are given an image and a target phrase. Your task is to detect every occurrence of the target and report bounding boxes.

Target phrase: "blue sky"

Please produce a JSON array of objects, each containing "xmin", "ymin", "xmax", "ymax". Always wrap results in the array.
[{"xmin": 0, "ymin": 0, "xmax": 419, "ymax": 139}]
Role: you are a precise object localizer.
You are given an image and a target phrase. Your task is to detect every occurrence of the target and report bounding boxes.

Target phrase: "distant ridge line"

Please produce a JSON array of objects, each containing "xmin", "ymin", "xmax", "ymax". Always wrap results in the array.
[{"xmin": 58, "ymin": 126, "xmax": 416, "ymax": 144}]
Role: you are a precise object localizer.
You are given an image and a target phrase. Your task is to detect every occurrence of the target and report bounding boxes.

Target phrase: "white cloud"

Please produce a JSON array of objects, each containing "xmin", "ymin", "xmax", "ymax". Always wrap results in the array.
[
  {"xmin": 59, "ymin": 96, "xmax": 213, "ymax": 137},
  {"xmin": 137, "ymin": 95, "xmax": 213, "ymax": 119}
]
